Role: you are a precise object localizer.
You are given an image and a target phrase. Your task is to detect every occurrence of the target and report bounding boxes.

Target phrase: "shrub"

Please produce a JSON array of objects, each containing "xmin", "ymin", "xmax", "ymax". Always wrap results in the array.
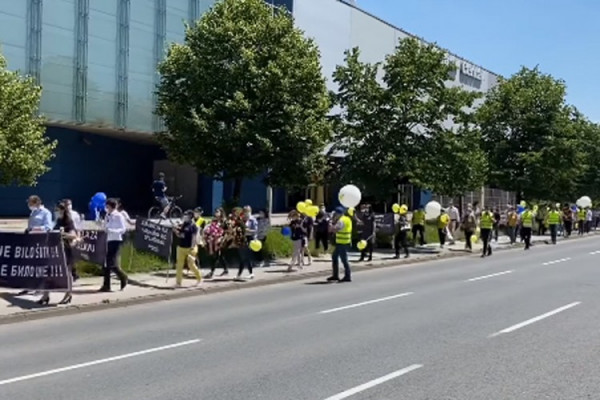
[{"xmin": 263, "ymin": 228, "xmax": 293, "ymax": 259}]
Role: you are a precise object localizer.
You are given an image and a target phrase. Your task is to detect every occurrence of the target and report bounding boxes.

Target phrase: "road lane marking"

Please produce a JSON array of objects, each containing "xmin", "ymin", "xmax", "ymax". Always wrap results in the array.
[
  {"xmin": 466, "ymin": 270, "xmax": 513, "ymax": 282},
  {"xmin": 590, "ymin": 251, "xmax": 600, "ymax": 255},
  {"xmin": 319, "ymin": 292, "xmax": 414, "ymax": 314},
  {"xmin": 542, "ymin": 257, "xmax": 571, "ymax": 266},
  {"xmin": 323, "ymin": 364, "xmax": 423, "ymax": 400},
  {"xmin": 0, "ymin": 339, "xmax": 201, "ymax": 386},
  {"xmin": 489, "ymin": 302, "xmax": 581, "ymax": 338}
]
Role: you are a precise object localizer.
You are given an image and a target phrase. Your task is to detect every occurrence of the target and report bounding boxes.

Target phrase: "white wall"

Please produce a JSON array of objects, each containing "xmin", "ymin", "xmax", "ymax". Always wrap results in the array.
[{"xmin": 294, "ymin": 0, "xmax": 498, "ymax": 96}]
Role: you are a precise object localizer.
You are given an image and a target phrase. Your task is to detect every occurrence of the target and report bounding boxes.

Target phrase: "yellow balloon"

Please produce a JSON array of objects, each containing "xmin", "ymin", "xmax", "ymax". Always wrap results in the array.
[
  {"xmin": 305, "ymin": 199, "xmax": 313, "ymax": 206},
  {"xmin": 471, "ymin": 235, "xmax": 478, "ymax": 243},
  {"xmin": 249, "ymin": 239, "xmax": 262, "ymax": 252},
  {"xmin": 348, "ymin": 207, "xmax": 355, "ymax": 216},
  {"xmin": 296, "ymin": 201, "xmax": 306, "ymax": 213},
  {"xmin": 392, "ymin": 203, "xmax": 400, "ymax": 213},
  {"xmin": 357, "ymin": 240, "xmax": 367, "ymax": 251},
  {"xmin": 307, "ymin": 206, "xmax": 319, "ymax": 217},
  {"xmin": 399, "ymin": 205, "xmax": 408, "ymax": 214}
]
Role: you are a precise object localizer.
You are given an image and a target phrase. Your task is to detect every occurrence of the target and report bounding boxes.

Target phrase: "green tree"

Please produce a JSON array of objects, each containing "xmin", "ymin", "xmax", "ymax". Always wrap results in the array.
[
  {"xmin": 0, "ymin": 52, "xmax": 56, "ymax": 185},
  {"xmin": 332, "ymin": 38, "xmax": 486, "ymax": 201},
  {"xmin": 572, "ymin": 110, "xmax": 600, "ymax": 201},
  {"xmin": 477, "ymin": 67, "xmax": 584, "ymax": 201},
  {"xmin": 156, "ymin": 0, "xmax": 331, "ymax": 201}
]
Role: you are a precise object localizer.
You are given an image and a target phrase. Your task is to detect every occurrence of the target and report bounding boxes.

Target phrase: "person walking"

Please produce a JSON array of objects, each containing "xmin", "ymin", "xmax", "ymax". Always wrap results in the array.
[
  {"xmin": 288, "ymin": 211, "xmax": 306, "ymax": 271},
  {"xmin": 437, "ymin": 208, "xmax": 450, "ymax": 249},
  {"xmin": 17, "ymin": 195, "xmax": 54, "ymax": 296},
  {"xmin": 37, "ymin": 201, "xmax": 78, "ymax": 305},
  {"xmin": 562, "ymin": 204, "xmax": 573, "ymax": 238},
  {"xmin": 506, "ymin": 206, "xmax": 518, "ymax": 245},
  {"xmin": 411, "ymin": 206, "xmax": 426, "ymax": 246},
  {"xmin": 173, "ymin": 210, "xmax": 202, "ymax": 287},
  {"xmin": 63, "ymin": 198, "xmax": 82, "ymax": 231},
  {"xmin": 479, "ymin": 206, "xmax": 495, "ymax": 257},
  {"xmin": 327, "ymin": 207, "xmax": 352, "ymax": 283},
  {"xmin": 98, "ymin": 198, "xmax": 128, "ymax": 292},
  {"xmin": 448, "ymin": 203, "xmax": 460, "ymax": 239},
  {"xmin": 256, "ymin": 210, "xmax": 270, "ymax": 267},
  {"xmin": 204, "ymin": 208, "xmax": 228, "ymax": 279},
  {"xmin": 521, "ymin": 205, "xmax": 534, "ymax": 250},
  {"xmin": 358, "ymin": 204, "xmax": 376, "ymax": 262},
  {"xmin": 586, "ymin": 207, "xmax": 593, "ymax": 234},
  {"xmin": 232, "ymin": 211, "xmax": 253, "ymax": 281},
  {"xmin": 493, "ymin": 207, "xmax": 501, "ymax": 242},
  {"xmin": 314, "ymin": 206, "xmax": 330, "ymax": 253},
  {"xmin": 577, "ymin": 207, "xmax": 586, "ymax": 235},
  {"xmin": 546, "ymin": 204, "xmax": 561, "ymax": 245},
  {"xmin": 461, "ymin": 205, "xmax": 477, "ymax": 253},
  {"xmin": 394, "ymin": 210, "xmax": 411, "ymax": 259},
  {"xmin": 243, "ymin": 206, "xmax": 258, "ymax": 269},
  {"xmin": 302, "ymin": 211, "xmax": 314, "ymax": 266}
]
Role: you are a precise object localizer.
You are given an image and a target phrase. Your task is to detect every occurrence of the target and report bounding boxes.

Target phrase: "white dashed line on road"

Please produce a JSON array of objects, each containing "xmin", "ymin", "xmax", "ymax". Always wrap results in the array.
[
  {"xmin": 319, "ymin": 292, "xmax": 414, "ymax": 314},
  {"xmin": 466, "ymin": 270, "xmax": 513, "ymax": 282},
  {"xmin": 489, "ymin": 302, "xmax": 581, "ymax": 338},
  {"xmin": 542, "ymin": 257, "xmax": 571, "ymax": 266},
  {"xmin": 589, "ymin": 251, "xmax": 600, "ymax": 255},
  {"xmin": 0, "ymin": 339, "xmax": 202, "ymax": 386},
  {"xmin": 322, "ymin": 364, "xmax": 423, "ymax": 400}
]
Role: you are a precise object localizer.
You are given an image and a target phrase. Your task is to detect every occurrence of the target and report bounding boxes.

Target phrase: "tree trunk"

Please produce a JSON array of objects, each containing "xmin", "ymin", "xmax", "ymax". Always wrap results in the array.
[{"xmin": 233, "ymin": 177, "xmax": 243, "ymax": 205}]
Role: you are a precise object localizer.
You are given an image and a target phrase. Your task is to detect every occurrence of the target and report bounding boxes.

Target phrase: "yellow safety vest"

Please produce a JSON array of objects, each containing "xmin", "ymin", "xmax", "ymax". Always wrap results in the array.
[
  {"xmin": 480, "ymin": 212, "xmax": 494, "ymax": 229},
  {"xmin": 438, "ymin": 214, "xmax": 449, "ymax": 229},
  {"xmin": 578, "ymin": 210, "xmax": 586, "ymax": 220},
  {"xmin": 195, "ymin": 217, "xmax": 206, "ymax": 228},
  {"xmin": 336, "ymin": 216, "xmax": 352, "ymax": 245},
  {"xmin": 413, "ymin": 210, "xmax": 425, "ymax": 225},
  {"xmin": 547, "ymin": 211, "xmax": 560, "ymax": 225},
  {"xmin": 522, "ymin": 211, "xmax": 533, "ymax": 228}
]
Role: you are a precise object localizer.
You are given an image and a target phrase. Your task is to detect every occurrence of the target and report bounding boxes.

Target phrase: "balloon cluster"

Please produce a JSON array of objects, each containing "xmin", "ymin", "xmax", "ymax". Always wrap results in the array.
[
  {"xmin": 576, "ymin": 196, "xmax": 592, "ymax": 208},
  {"xmin": 296, "ymin": 199, "xmax": 319, "ymax": 218},
  {"xmin": 392, "ymin": 203, "xmax": 408, "ymax": 214}
]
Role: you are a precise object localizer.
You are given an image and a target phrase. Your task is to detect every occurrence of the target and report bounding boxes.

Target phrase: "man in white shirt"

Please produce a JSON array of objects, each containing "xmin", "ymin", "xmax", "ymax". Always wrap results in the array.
[
  {"xmin": 448, "ymin": 203, "xmax": 460, "ymax": 238},
  {"xmin": 586, "ymin": 208, "xmax": 593, "ymax": 234},
  {"xmin": 99, "ymin": 198, "xmax": 128, "ymax": 292}
]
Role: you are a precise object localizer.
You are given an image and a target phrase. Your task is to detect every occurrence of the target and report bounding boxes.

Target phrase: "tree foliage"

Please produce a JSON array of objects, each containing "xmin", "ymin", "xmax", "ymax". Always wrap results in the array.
[
  {"xmin": 477, "ymin": 67, "xmax": 584, "ymax": 201},
  {"xmin": 0, "ymin": 52, "xmax": 56, "ymax": 186},
  {"xmin": 156, "ymin": 0, "xmax": 331, "ymax": 199},
  {"xmin": 332, "ymin": 37, "xmax": 487, "ymax": 201}
]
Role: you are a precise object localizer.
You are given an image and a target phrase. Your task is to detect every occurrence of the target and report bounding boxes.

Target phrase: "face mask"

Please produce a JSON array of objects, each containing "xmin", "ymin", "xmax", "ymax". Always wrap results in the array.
[
  {"xmin": 183, "ymin": 216, "xmax": 191, "ymax": 223},
  {"xmin": 29, "ymin": 206, "xmax": 37, "ymax": 212},
  {"xmin": 67, "ymin": 205, "xmax": 73, "ymax": 211}
]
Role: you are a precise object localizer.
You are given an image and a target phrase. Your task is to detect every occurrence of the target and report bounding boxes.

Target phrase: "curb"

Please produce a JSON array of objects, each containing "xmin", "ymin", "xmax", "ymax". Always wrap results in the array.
[{"xmin": 0, "ymin": 233, "xmax": 597, "ymax": 325}]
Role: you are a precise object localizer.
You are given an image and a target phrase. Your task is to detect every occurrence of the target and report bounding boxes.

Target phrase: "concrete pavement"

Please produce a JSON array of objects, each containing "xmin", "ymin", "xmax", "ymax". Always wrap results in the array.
[{"xmin": 0, "ymin": 235, "xmax": 599, "ymax": 399}]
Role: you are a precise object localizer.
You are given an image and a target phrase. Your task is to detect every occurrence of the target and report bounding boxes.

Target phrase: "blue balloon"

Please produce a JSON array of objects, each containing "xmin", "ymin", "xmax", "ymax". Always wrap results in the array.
[
  {"xmin": 281, "ymin": 226, "xmax": 291, "ymax": 237},
  {"xmin": 516, "ymin": 205, "xmax": 525, "ymax": 214},
  {"xmin": 571, "ymin": 205, "xmax": 578, "ymax": 212},
  {"xmin": 92, "ymin": 192, "xmax": 107, "ymax": 206}
]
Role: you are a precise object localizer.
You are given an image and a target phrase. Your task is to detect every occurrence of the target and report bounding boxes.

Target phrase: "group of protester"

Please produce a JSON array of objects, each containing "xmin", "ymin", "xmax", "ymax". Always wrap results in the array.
[{"xmin": 20, "ymin": 195, "xmax": 131, "ymax": 305}]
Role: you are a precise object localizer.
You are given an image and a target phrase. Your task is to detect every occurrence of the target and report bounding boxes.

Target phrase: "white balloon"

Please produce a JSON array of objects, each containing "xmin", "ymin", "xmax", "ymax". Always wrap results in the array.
[
  {"xmin": 425, "ymin": 201, "xmax": 442, "ymax": 220},
  {"xmin": 338, "ymin": 185, "xmax": 362, "ymax": 208},
  {"xmin": 578, "ymin": 196, "xmax": 592, "ymax": 208}
]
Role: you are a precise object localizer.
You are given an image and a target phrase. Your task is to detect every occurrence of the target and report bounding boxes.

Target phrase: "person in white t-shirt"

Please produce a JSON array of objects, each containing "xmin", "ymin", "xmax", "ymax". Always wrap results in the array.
[{"xmin": 448, "ymin": 203, "xmax": 460, "ymax": 237}]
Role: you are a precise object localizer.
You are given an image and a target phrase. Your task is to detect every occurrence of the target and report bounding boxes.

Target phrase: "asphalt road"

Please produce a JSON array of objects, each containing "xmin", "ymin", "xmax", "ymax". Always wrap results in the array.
[{"xmin": 1, "ymin": 236, "xmax": 600, "ymax": 400}]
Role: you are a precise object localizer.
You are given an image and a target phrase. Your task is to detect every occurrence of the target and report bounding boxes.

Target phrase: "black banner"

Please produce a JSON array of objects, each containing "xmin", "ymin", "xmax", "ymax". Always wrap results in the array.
[
  {"xmin": 74, "ymin": 230, "xmax": 107, "ymax": 266},
  {"xmin": 375, "ymin": 213, "xmax": 395, "ymax": 235},
  {"xmin": 0, "ymin": 232, "xmax": 70, "ymax": 290},
  {"xmin": 134, "ymin": 219, "xmax": 173, "ymax": 260}
]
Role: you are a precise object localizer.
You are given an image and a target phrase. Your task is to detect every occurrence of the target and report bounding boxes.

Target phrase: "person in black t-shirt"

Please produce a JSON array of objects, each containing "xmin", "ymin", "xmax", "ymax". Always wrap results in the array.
[
  {"xmin": 173, "ymin": 210, "xmax": 202, "ymax": 287},
  {"xmin": 152, "ymin": 172, "xmax": 169, "ymax": 216},
  {"xmin": 37, "ymin": 202, "xmax": 78, "ymax": 305}
]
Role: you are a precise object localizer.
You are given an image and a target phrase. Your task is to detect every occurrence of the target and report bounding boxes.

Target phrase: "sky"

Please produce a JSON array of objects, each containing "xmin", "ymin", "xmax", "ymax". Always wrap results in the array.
[{"xmin": 357, "ymin": 0, "xmax": 600, "ymax": 122}]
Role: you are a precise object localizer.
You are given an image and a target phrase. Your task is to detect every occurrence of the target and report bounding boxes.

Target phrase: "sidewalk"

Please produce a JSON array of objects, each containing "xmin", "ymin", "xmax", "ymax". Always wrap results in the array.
[{"xmin": 0, "ymin": 232, "xmax": 589, "ymax": 321}]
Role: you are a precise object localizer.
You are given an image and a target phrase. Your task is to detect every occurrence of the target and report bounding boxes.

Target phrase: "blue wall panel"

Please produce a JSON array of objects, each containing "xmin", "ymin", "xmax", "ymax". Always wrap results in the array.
[{"xmin": 0, "ymin": 127, "xmax": 164, "ymax": 217}]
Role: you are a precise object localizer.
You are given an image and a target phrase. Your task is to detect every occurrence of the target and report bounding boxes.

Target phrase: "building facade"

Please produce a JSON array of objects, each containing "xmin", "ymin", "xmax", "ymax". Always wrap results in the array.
[{"xmin": 0, "ymin": 0, "xmax": 497, "ymax": 216}]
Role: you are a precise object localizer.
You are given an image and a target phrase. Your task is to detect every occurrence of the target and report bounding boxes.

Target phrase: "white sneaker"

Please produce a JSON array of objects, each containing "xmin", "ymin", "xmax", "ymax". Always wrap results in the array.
[{"xmin": 247, "ymin": 274, "xmax": 254, "ymax": 280}]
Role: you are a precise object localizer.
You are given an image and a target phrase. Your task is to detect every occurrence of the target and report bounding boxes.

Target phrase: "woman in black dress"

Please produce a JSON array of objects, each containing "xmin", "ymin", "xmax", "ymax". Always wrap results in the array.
[{"xmin": 38, "ymin": 202, "xmax": 78, "ymax": 305}]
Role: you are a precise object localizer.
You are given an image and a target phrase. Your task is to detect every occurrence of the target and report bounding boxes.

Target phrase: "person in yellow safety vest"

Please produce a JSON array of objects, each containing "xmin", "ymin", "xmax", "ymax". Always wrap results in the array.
[
  {"xmin": 328, "ymin": 207, "xmax": 353, "ymax": 283},
  {"xmin": 546, "ymin": 204, "xmax": 561, "ymax": 245},
  {"xmin": 412, "ymin": 206, "xmax": 426, "ymax": 246},
  {"xmin": 193, "ymin": 207, "xmax": 207, "ymax": 271},
  {"xmin": 437, "ymin": 209, "xmax": 450, "ymax": 249},
  {"xmin": 577, "ymin": 207, "xmax": 586, "ymax": 236},
  {"xmin": 479, "ymin": 206, "xmax": 495, "ymax": 257},
  {"xmin": 520, "ymin": 205, "xmax": 534, "ymax": 250}
]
